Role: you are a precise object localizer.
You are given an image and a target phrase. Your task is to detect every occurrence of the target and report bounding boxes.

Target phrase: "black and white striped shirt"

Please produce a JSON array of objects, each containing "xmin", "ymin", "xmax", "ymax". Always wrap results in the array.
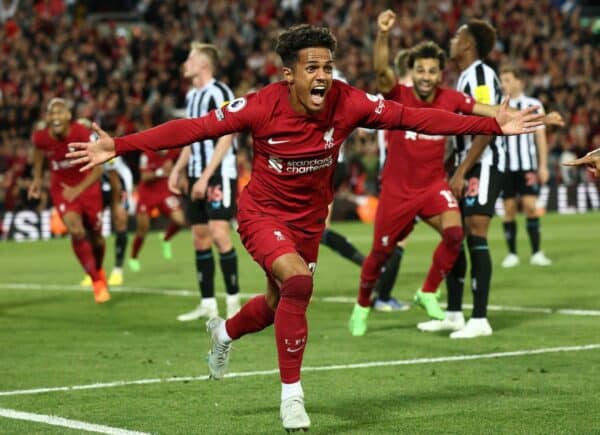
[
  {"xmin": 186, "ymin": 79, "xmax": 237, "ymax": 179},
  {"xmin": 506, "ymin": 94, "xmax": 545, "ymax": 172},
  {"xmin": 454, "ymin": 60, "xmax": 506, "ymax": 171}
]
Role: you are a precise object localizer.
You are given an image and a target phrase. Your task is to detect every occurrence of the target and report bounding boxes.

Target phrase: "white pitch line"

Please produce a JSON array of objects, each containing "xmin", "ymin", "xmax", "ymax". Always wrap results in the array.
[
  {"xmin": 0, "ymin": 407, "xmax": 150, "ymax": 435},
  {"xmin": 1, "ymin": 344, "xmax": 598, "ymax": 397},
  {"xmin": 2, "ymin": 282, "xmax": 600, "ymax": 316}
]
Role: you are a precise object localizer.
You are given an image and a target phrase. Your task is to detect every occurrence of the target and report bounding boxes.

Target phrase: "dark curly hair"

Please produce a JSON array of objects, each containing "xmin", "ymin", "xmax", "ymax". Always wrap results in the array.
[
  {"xmin": 466, "ymin": 19, "xmax": 496, "ymax": 59},
  {"xmin": 276, "ymin": 24, "xmax": 337, "ymax": 67},
  {"xmin": 408, "ymin": 41, "xmax": 446, "ymax": 70}
]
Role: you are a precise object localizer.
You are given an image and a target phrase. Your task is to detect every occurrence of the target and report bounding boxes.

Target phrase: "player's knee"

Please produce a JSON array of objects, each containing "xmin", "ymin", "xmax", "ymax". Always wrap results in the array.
[
  {"xmin": 443, "ymin": 226, "xmax": 464, "ymax": 251},
  {"xmin": 280, "ymin": 275, "xmax": 313, "ymax": 305},
  {"xmin": 69, "ymin": 227, "xmax": 86, "ymax": 240}
]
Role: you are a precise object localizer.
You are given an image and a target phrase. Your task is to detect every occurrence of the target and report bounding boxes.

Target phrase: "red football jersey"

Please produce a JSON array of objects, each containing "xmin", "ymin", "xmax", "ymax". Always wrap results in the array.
[
  {"xmin": 116, "ymin": 80, "xmax": 500, "ymax": 231},
  {"xmin": 32, "ymin": 122, "xmax": 96, "ymax": 189},
  {"xmin": 382, "ymin": 84, "xmax": 475, "ymax": 195}
]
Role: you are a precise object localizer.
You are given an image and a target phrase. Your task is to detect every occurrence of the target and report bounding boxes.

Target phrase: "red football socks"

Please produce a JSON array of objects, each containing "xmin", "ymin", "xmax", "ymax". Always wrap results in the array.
[
  {"xmin": 422, "ymin": 226, "xmax": 464, "ymax": 292},
  {"xmin": 72, "ymin": 237, "xmax": 101, "ymax": 281},
  {"xmin": 131, "ymin": 235, "xmax": 144, "ymax": 259},
  {"xmin": 163, "ymin": 223, "xmax": 181, "ymax": 241},
  {"xmin": 275, "ymin": 275, "xmax": 313, "ymax": 384},
  {"xmin": 225, "ymin": 295, "xmax": 275, "ymax": 340}
]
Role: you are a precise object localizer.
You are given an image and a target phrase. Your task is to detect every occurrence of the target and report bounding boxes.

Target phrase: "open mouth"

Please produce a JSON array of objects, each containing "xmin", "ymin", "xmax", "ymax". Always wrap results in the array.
[{"xmin": 310, "ymin": 85, "xmax": 327, "ymax": 105}]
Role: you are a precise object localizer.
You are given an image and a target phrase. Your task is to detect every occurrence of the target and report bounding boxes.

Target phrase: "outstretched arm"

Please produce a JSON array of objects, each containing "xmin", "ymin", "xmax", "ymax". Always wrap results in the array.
[
  {"xmin": 374, "ymin": 9, "xmax": 397, "ymax": 94},
  {"xmin": 473, "ymin": 102, "xmax": 564, "ymax": 127},
  {"xmin": 68, "ymin": 103, "xmax": 250, "ymax": 171},
  {"xmin": 563, "ymin": 148, "xmax": 600, "ymax": 177}
]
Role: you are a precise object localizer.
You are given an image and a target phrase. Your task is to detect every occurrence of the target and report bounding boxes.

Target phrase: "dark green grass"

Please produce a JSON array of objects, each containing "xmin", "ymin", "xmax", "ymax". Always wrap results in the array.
[{"xmin": 0, "ymin": 212, "xmax": 598, "ymax": 434}]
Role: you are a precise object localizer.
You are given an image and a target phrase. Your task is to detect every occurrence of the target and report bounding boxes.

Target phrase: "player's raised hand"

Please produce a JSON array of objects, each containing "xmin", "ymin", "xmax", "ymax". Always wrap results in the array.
[
  {"xmin": 496, "ymin": 97, "xmax": 544, "ymax": 135},
  {"xmin": 67, "ymin": 123, "xmax": 116, "ymax": 171},
  {"xmin": 563, "ymin": 148, "xmax": 600, "ymax": 177},
  {"xmin": 377, "ymin": 9, "xmax": 396, "ymax": 32}
]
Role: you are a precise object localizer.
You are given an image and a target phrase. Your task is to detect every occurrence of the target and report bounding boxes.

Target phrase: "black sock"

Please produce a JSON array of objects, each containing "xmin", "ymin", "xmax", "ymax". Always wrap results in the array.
[
  {"xmin": 115, "ymin": 231, "xmax": 128, "ymax": 268},
  {"xmin": 503, "ymin": 221, "xmax": 517, "ymax": 254},
  {"xmin": 321, "ymin": 228, "xmax": 364, "ymax": 266},
  {"xmin": 526, "ymin": 217, "xmax": 540, "ymax": 254},
  {"xmin": 219, "ymin": 248, "xmax": 239, "ymax": 295},
  {"xmin": 195, "ymin": 249, "xmax": 215, "ymax": 299},
  {"xmin": 446, "ymin": 243, "xmax": 466, "ymax": 312},
  {"xmin": 374, "ymin": 246, "xmax": 404, "ymax": 301},
  {"xmin": 468, "ymin": 236, "xmax": 491, "ymax": 318}
]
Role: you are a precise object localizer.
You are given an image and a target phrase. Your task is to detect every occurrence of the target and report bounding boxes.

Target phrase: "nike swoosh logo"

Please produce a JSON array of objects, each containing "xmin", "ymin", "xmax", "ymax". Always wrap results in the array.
[
  {"xmin": 286, "ymin": 346, "xmax": 305, "ymax": 353},
  {"xmin": 268, "ymin": 138, "xmax": 290, "ymax": 144}
]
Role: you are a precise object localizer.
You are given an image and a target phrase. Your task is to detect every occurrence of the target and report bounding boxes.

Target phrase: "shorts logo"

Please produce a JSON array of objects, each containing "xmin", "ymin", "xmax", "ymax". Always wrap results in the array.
[
  {"xmin": 381, "ymin": 235, "xmax": 389, "ymax": 247},
  {"xmin": 226, "ymin": 97, "xmax": 247, "ymax": 113},
  {"xmin": 307, "ymin": 262, "xmax": 317, "ymax": 274},
  {"xmin": 273, "ymin": 230, "xmax": 285, "ymax": 241},
  {"xmin": 465, "ymin": 197, "xmax": 476, "ymax": 206},
  {"xmin": 440, "ymin": 190, "xmax": 458, "ymax": 208},
  {"xmin": 268, "ymin": 156, "xmax": 283, "ymax": 173},
  {"xmin": 323, "ymin": 127, "xmax": 335, "ymax": 149}
]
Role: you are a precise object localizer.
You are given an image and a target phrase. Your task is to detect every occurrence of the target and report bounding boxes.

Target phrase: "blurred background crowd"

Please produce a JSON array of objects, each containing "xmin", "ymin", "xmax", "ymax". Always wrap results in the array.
[{"xmin": 1, "ymin": 0, "xmax": 599, "ymax": 213}]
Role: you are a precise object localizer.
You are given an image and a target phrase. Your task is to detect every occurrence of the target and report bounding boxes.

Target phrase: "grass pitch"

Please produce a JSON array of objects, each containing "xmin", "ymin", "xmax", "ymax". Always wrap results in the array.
[{"xmin": 1, "ymin": 212, "xmax": 598, "ymax": 434}]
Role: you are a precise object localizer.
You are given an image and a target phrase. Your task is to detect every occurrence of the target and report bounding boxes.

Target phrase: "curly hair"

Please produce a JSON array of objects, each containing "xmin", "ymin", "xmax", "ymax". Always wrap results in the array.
[
  {"xmin": 407, "ymin": 41, "xmax": 446, "ymax": 70},
  {"xmin": 466, "ymin": 19, "xmax": 496, "ymax": 59},
  {"xmin": 275, "ymin": 24, "xmax": 337, "ymax": 67}
]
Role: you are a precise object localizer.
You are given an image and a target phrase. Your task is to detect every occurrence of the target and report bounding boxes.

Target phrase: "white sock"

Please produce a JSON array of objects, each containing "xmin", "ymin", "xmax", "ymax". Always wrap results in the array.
[
  {"xmin": 281, "ymin": 381, "xmax": 303, "ymax": 401},
  {"xmin": 217, "ymin": 320, "xmax": 232, "ymax": 344},
  {"xmin": 112, "ymin": 267, "xmax": 122, "ymax": 274},
  {"xmin": 226, "ymin": 294, "xmax": 240, "ymax": 305},
  {"xmin": 446, "ymin": 311, "xmax": 464, "ymax": 322},
  {"xmin": 201, "ymin": 297, "xmax": 218, "ymax": 310}
]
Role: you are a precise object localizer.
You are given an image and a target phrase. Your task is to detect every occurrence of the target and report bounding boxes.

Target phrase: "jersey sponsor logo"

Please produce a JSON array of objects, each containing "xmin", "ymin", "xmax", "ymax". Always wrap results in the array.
[
  {"xmin": 267, "ymin": 137, "xmax": 290, "ymax": 145},
  {"xmin": 404, "ymin": 130, "xmax": 444, "ymax": 141},
  {"xmin": 226, "ymin": 97, "xmax": 247, "ymax": 113},
  {"xmin": 50, "ymin": 159, "xmax": 75, "ymax": 171},
  {"xmin": 323, "ymin": 127, "xmax": 334, "ymax": 149},
  {"xmin": 268, "ymin": 155, "xmax": 334, "ymax": 175}
]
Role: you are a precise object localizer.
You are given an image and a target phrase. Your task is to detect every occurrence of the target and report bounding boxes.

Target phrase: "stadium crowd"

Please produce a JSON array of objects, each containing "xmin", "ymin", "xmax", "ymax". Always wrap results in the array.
[{"xmin": 0, "ymin": 0, "xmax": 598, "ymax": 213}]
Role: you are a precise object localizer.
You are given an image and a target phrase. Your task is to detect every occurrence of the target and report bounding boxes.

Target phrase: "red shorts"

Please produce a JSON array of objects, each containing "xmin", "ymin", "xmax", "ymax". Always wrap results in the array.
[
  {"xmin": 137, "ymin": 183, "xmax": 181, "ymax": 216},
  {"xmin": 372, "ymin": 179, "xmax": 459, "ymax": 253},
  {"xmin": 237, "ymin": 209, "xmax": 321, "ymax": 277},
  {"xmin": 51, "ymin": 183, "xmax": 103, "ymax": 232}
]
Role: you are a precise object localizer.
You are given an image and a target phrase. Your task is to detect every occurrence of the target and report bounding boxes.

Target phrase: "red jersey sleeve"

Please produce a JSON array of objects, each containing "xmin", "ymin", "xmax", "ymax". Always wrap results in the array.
[
  {"xmin": 449, "ymin": 89, "xmax": 476, "ymax": 114},
  {"xmin": 115, "ymin": 93, "xmax": 263, "ymax": 155},
  {"xmin": 346, "ymin": 85, "xmax": 502, "ymax": 136}
]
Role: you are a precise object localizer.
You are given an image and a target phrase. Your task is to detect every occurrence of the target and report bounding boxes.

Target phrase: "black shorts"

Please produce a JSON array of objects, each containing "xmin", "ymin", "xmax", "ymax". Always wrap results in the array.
[
  {"xmin": 333, "ymin": 161, "xmax": 348, "ymax": 191},
  {"xmin": 186, "ymin": 175, "xmax": 237, "ymax": 224},
  {"xmin": 101, "ymin": 174, "xmax": 130, "ymax": 211},
  {"xmin": 462, "ymin": 164, "xmax": 505, "ymax": 217},
  {"xmin": 502, "ymin": 170, "xmax": 540, "ymax": 199}
]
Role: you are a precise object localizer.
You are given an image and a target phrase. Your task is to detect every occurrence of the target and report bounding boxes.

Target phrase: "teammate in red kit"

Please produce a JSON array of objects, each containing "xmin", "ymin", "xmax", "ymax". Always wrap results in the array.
[
  {"xmin": 28, "ymin": 98, "xmax": 110, "ymax": 304},
  {"xmin": 128, "ymin": 149, "xmax": 185, "ymax": 271},
  {"xmin": 67, "ymin": 25, "xmax": 542, "ymax": 432}
]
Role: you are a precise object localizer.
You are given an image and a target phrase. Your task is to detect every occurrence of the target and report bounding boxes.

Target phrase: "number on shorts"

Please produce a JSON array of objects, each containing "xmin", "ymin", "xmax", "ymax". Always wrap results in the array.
[{"xmin": 440, "ymin": 189, "xmax": 458, "ymax": 208}]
